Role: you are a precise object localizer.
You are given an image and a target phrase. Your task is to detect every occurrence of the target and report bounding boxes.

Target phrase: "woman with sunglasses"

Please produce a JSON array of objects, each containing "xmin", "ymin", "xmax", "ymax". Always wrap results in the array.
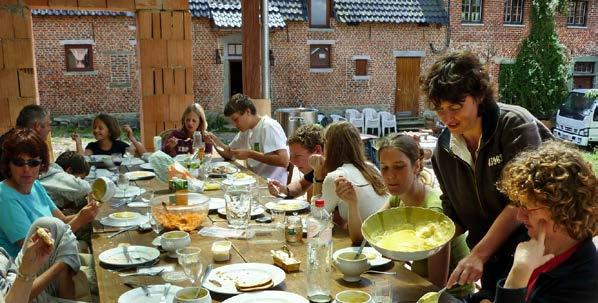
[
  {"xmin": 422, "ymin": 51, "xmax": 553, "ymax": 301},
  {"xmin": 490, "ymin": 140, "xmax": 597, "ymax": 303},
  {"xmin": 0, "ymin": 128, "xmax": 99, "ymax": 259}
]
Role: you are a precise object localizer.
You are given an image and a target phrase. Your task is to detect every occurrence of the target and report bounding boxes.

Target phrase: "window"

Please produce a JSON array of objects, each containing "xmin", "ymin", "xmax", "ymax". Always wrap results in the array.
[
  {"xmin": 504, "ymin": 0, "xmax": 524, "ymax": 24},
  {"xmin": 355, "ymin": 59, "xmax": 367, "ymax": 76},
  {"xmin": 309, "ymin": 0, "xmax": 329, "ymax": 28},
  {"xmin": 567, "ymin": 1, "xmax": 588, "ymax": 26},
  {"xmin": 462, "ymin": 0, "xmax": 483, "ymax": 23},
  {"xmin": 310, "ymin": 45, "xmax": 331, "ymax": 68},
  {"xmin": 574, "ymin": 62, "xmax": 594, "ymax": 74},
  {"xmin": 227, "ymin": 43, "xmax": 242, "ymax": 56},
  {"xmin": 65, "ymin": 44, "xmax": 93, "ymax": 72}
]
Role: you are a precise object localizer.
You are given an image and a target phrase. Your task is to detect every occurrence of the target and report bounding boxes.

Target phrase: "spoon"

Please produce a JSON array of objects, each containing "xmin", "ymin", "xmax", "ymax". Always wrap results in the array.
[
  {"xmin": 195, "ymin": 264, "xmax": 212, "ymax": 298},
  {"xmin": 355, "ymin": 239, "xmax": 367, "ymax": 260}
]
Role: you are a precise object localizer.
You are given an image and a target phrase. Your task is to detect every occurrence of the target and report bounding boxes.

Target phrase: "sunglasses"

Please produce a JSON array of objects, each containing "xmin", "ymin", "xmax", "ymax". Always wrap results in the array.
[{"xmin": 10, "ymin": 158, "xmax": 42, "ymax": 167}]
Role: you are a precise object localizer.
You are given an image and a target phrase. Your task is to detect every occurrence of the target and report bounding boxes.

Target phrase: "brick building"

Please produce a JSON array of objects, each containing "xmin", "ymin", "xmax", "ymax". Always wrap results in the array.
[{"xmin": 31, "ymin": 0, "xmax": 597, "ymax": 117}]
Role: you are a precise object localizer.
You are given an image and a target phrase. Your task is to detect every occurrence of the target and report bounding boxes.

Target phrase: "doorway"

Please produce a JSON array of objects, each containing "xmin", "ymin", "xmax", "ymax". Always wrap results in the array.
[
  {"xmin": 230, "ymin": 60, "xmax": 243, "ymax": 96},
  {"xmin": 395, "ymin": 57, "xmax": 421, "ymax": 115}
]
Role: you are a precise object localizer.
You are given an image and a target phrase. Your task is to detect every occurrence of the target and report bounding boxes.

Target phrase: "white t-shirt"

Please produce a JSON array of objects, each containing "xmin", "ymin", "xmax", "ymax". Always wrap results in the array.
[
  {"xmin": 321, "ymin": 163, "xmax": 389, "ymax": 221},
  {"xmin": 229, "ymin": 116, "xmax": 289, "ymax": 183}
]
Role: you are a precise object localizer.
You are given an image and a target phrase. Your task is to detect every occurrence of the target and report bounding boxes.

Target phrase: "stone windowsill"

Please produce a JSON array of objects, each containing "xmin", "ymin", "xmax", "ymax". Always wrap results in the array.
[
  {"xmin": 353, "ymin": 75, "xmax": 371, "ymax": 81},
  {"xmin": 503, "ymin": 23, "xmax": 525, "ymax": 27},
  {"xmin": 461, "ymin": 23, "xmax": 485, "ymax": 26},
  {"xmin": 567, "ymin": 25, "xmax": 588, "ymax": 29},
  {"xmin": 64, "ymin": 71, "xmax": 99, "ymax": 76},
  {"xmin": 308, "ymin": 28, "xmax": 334, "ymax": 33},
  {"xmin": 310, "ymin": 68, "xmax": 333, "ymax": 73}
]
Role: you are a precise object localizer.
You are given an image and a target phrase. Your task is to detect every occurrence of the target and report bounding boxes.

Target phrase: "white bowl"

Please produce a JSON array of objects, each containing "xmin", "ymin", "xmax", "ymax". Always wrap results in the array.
[
  {"xmin": 174, "ymin": 287, "xmax": 211, "ymax": 303},
  {"xmin": 161, "ymin": 231, "xmax": 191, "ymax": 258},
  {"xmin": 91, "ymin": 177, "xmax": 116, "ymax": 202}
]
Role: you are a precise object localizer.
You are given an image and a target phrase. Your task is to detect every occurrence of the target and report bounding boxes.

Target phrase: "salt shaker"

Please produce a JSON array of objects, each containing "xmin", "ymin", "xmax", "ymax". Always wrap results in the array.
[{"xmin": 286, "ymin": 214, "xmax": 303, "ymax": 243}]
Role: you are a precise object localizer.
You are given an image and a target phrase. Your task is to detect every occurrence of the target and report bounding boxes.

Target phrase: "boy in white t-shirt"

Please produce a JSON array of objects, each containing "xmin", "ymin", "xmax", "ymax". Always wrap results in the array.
[{"xmin": 206, "ymin": 94, "xmax": 289, "ymax": 183}]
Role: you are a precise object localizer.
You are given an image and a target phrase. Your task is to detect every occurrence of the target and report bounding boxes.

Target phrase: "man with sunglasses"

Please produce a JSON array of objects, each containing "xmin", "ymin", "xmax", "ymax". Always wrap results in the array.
[
  {"xmin": 422, "ymin": 51, "xmax": 553, "ymax": 302},
  {"xmin": 0, "ymin": 105, "xmax": 52, "ymax": 181}
]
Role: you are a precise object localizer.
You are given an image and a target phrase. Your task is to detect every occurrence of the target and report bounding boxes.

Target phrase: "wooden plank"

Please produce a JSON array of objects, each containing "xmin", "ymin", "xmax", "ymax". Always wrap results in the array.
[
  {"xmin": 0, "ymin": 69, "xmax": 20, "ymax": 97},
  {"xmin": 160, "ymin": 12, "xmax": 172, "ymax": 41},
  {"xmin": 12, "ymin": 8, "xmax": 33, "ymax": 39},
  {"xmin": 183, "ymin": 11, "xmax": 192, "ymax": 41},
  {"xmin": 241, "ymin": 0, "xmax": 261, "ymax": 98},
  {"xmin": 185, "ymin": 67, "xmax": 193, "ymax": 95},
  {"xmin": 141, "ymin": 121, "xmax": 156, "ymax": 150},
  {"xmin": 168, "ymin": 95, "xmax": 184, "ymax": 121},
  {"xmin": 153, "ymin": 68, "xmax": 163, "ymax": 94},
  {"xmin": 0, "ymin": 98, "xmax": 10, "ymax": 127},
  {"xmin": 133, "ymin": 0, "xmax": 161, "ymax": 10},
  {"xmin": 17, "ymin": 68, "xmax": 36, "ymax": 98},
  {"xmin": 140, "ymin": 68, "xmax": 154, "ymax": 96},
  {"xmin": 173, "ymin": 68, "xmax": 185, "ymax": 95},
  {"xmin": 0, "ymin": 43, "xmax": 3, "ymax": 69},
  {"xmin": 8, "ymin": 97, "xmax": 36, "ymax": 126},
  {"xmin": 171, "ymin": 11, "xmax": 184, "ymax": 40},
  {"xmin": 141, "ymin": 95, "xmax": 169, "ymax": 122},
  {"xmin": 164, "ymin": 121, "xmax": 177, "ymax": 131},
  {"xmin": 78, "ymin": 0, "xmax": 107, "ymax": 9},
  {"xmin": 0, "ymin": 10, "xmax": 14, "ymax": 39},
  {"xmin": 162, "ymin": 0, "xmax": 188, "ymax": 10},
  {"xmin": 48, "ymin": 0, "xmax": 78, "ymax": 7},
  {"xmin": 106, "ymin": 0, "xmax": 135, "ymax": 10},
  {"xmin": 3, "ymin": 39, "xmax": 34, "ymax": 69},
  {"xmin": 139, "ymin": 39, "xmax": 166, "ymax": 68},
  {"xmin": 167, "ymin": 40, "xmax": 185, "ymax": 67},
  {"xmin": 24, "ymin": 0, "xmax": 50, "ymax": 8},
  {"xmin": 162, "ymin": 68, "xmax": 174, "ymax": 94},
  {"xmin": 137, "ymin": 11, "xmax": 152, "ymax": 40},
  {"xmin": 151, "ymin": 12, "xmax": 161, "ymax": 40}
]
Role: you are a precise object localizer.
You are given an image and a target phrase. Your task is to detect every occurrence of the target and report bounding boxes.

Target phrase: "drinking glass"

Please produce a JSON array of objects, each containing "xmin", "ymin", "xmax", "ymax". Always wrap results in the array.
[
  {"xmin": 177, "ymin": 247, "xmax": 203, "ymax": 287},
  {"xmin": 270, "ymin": 208, "xmax": 286, "ymax": 243},
  {"xmin": 373, "ymin": 278, "xmax": 392, "ymax": 303},
  {"xmin": 224, "ymin": 185, "xmax": 253, "ymax": 229},
  {"xmin": 111, "ymin": 153, "xmax": 123, "ymax": 166},
  {"xmin": 117, "ymin": 173, "xmax": 129, "ymax": 197}
]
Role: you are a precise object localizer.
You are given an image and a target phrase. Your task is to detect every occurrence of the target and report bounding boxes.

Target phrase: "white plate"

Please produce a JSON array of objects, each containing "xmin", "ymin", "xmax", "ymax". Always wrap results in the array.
[
  {"xmin": 99, "ymin": 245, "xmax": 160, "ymax": 267},
  {"xmin": 223, "ymin": 290, "xmax": 309, "ymax": 303},
  {"xmin": 109, "ymin": 211, "xmax": 140, "ymax": 221},
  {"xmin": 221, "ymin": 175, "xmax": 257, "ymax": 186},
  {"xmin": 124, "ymin": 171, "xmax": 156, "ymax": 181},
  {"xmin": 139, "ymin": 163, "xmax": 154, "ymax": 171},
  {"xmin": 210, "ymin": 162, "xmax": 240, "ymax": 176},
  {"xmin": 123, "ymin": 157, "xmax": 145, "ymax": 166},
  {"xmin": 87, "ymin": 155, "xmax": 112, "ymax": 162},
  {"xmin": 113, "ymin": 186, "xmax": 146, "ymax": 198},
  {"xmin": 209, "ymin": 198, "xmax": 226, "ymax": 210},
  {"xmin": 151, "ymin": 236, "xmax": 162, "ymax": 246},
  {"xmin": 265, "ymin": 199, "xmax": 310, "ymax": 212},
  {"xmin": 100, "ymin": 214, "xmax": 148, "ymax": 227},
  {"xmin": 127, "ymin": 201, "xmax": 149, "ymax": 208},
  {"xmin": 217, "ymin": 205, "xmax": 265, "ymax": 217},
  {"xmin": 118, "ymin": 284, "xmax": 182, "ymax": 303},
  {"xmin": 203, "ymin": 263, "xmax": 286, "ymax": 295},
  {"xmin": 333, "ymin": 246, "xmax": 392, "ymax": 267}
]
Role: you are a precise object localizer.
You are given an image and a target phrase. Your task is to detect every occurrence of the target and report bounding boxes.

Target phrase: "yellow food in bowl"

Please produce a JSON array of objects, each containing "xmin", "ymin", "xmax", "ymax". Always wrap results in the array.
[
  {"xmin": 417, "ymin": 291, "xmax": 440, "ymax": 303},
  {"xmin": 111, "ymin": 212, "xmax": 136, "ymax": 220},
  {"xmin": 233, "ymin": 172, "xmax": 250, "ymax": 180},
  {"xmin": 373, "ymin": 221, "xmax": 451, "ymax": 252},
  {"xmin": 92, "ymin": 181, "xmax": 106, "ymax": 200}
]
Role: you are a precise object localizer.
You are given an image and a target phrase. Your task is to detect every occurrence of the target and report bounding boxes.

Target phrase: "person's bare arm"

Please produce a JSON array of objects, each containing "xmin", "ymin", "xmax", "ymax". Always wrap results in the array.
[{"xmin": 232, "ymin": 149, "xmax": 289, "ymax": 168}]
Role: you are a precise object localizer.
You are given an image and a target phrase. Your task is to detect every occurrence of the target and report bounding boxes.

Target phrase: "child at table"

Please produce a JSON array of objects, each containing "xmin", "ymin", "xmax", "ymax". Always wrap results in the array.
[
  {"xmin": 72, "ymin": 113, "xmax": 146, "ymax": 157},
  {"xmin": 162, "ymin": 103, "xmax": 213, "ymax": 157}
]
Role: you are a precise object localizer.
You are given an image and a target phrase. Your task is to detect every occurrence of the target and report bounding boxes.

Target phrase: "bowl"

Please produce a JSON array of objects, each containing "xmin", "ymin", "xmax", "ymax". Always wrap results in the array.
[
  {"xmin": 149, "ymin": 193, "xmax": 210, "ymax": 232},
  {"xmin": 361, "ymin": 207, "xmax": 455, "ymax": 261},
  {"xmin": 333, "ymin": 252, "xmax": 370, "ymax": 282},
  {"xmin": 91, "ymin": 177, "xmax": 116, "ymax": 202},
  {"xmin": 335, "ymin": 290, "xmax": 372, "ymax": 303},
  {"xmin": 161, "ymin": 231, "xmax": 191, "ymax": 258},
  {"xmin": 211, "ymin": 240, "xmax": 232, "ymax": 262},
  {"xmin": 174, "ymin": 287, "xmax": 211, "ymax": 303}
]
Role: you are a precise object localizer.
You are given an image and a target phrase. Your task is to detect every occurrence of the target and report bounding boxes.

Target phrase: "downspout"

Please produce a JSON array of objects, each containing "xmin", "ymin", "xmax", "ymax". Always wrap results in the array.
[
  {"xmin": 261, "ymin": 0, "xmax": 270, "ymax": 99},
  {"xmin": 430, "ymin": 0, "xmax": 450, "ymax": 53}
]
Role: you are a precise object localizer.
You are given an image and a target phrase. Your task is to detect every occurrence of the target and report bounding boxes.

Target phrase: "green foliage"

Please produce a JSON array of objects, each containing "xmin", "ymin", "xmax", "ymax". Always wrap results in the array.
[
  {"xmin": 206, "ymin": 111, "xmax": 232, "ymax": 132},
  {"xmin": 582, "ymin": 149, "xmax": 598, "ymax": 175},
  {"xmin": 500, "ymin": 0, "xmax": 570, "ymax": 119},
  {"xmin": 585, "ymin": 89, "xmax": 598, "ymax": 100}
]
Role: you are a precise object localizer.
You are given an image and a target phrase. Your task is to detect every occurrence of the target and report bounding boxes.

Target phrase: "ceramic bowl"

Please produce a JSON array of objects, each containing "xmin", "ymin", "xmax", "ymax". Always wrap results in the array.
[
  {"xmin": 174, "ymin": 287, "xmax": 211, "ymax": 303},
  {"xmin": 333, "ymin": 252, "xmax": 370, "ymax": 282},
  {"xmin": 91, "ymin": 176, "xmax": 116, "ymax": 202},
  {"xmin": 361, "ymin": 207, "xmax": 455, "ymax": 261},
  {"xmin": 161, "ymin": 231, "xmax": 191, "ymax": 258}
]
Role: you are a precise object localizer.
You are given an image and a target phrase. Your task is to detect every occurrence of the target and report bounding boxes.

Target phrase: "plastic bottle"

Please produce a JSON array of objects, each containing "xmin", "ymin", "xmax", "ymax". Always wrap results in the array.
[
  {"xmin": 192, "ymin": 131, "xmax": 205, "ymax": 159},
  {"xmin": 306, "ymin": 198, "xmax": 333, "ymax": 302}
]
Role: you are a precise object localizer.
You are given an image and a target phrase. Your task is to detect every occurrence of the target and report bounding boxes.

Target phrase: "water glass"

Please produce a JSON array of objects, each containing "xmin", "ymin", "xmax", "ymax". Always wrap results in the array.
[
  {"xmin": 111, "ymin": 153, "xmax": 123, "ymax": 166},
  {"xmin": 270, "ymin": 209, "xmax": 286, "ymax": 243},
  {"xmin": 373, "ymin": 278, "xmax": 392, "ymax": 303},
  {"xmin": 224, "ymin": 185, "xmax": 253, "ymax": 229},
  {"xmin": 176, "ymin": 247, "xmax": 203, "ymax": 286}
]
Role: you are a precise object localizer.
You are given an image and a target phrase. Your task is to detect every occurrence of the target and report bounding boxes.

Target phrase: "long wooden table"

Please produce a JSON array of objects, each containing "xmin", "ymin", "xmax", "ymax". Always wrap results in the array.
[{"xmin": 91, "ymin": 161, "xmax": 451, "ymax": 303}]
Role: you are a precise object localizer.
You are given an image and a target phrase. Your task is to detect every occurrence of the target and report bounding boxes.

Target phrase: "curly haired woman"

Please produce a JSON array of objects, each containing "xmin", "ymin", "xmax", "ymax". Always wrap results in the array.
[{"xmin": 491, "ymin": 140, "xmax": 597, "ymax": 303}]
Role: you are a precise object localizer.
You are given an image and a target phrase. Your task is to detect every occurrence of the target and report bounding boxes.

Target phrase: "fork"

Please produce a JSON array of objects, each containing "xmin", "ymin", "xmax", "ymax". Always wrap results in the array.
[
  {"xmin": 119, "ymin": 268, "xmax": 165, "ymax": 277},
  {"xmin": 354, "ymin": 183, "xmax": 371, "ymax": 187}
]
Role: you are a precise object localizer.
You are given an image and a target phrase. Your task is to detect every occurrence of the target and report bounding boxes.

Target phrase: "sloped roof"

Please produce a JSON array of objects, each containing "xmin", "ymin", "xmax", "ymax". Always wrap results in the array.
[
  {"xmin": 334, "ymin": 0, "xmax": 448, "ymax": 24},
  {"xmin": 32, "ymin": 0, "xmax": 447, "ymax": 26}
]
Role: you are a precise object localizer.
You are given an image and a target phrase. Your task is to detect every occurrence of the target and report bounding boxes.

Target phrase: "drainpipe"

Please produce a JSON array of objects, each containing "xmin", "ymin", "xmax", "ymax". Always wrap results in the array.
[
  {"xmin": 430, "ymin": 0, "xmax": 450, "ymax": 53},
  {"xmin": 261, "ymin": 0, "xmax": 270, "ymax": 99}
]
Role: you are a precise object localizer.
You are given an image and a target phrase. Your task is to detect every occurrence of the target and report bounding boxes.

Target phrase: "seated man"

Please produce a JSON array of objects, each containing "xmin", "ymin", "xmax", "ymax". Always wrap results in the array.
[
  {"xmin": 206, "ymin": 94, "xmax": 289, "ymax": 183},
  {"xmin": 267, "ymin": 124, "xmax": 323, "ymax": 201},
  {"xmin": 40, "ymin": 151, "xmax": 91, "ymax": 215}
]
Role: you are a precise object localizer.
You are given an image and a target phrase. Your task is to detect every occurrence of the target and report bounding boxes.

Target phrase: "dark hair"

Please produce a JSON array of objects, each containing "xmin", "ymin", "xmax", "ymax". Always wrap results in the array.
[
  {"xmin": 181, "ymin": 103, "xmax": 208, "ymax": 132},
  {"xmin": 16, "ymin": 105, "xmax": 49, "ymax": 128},
  {"xmin": 422, "ymin": 50, "xmax": 496, "ymax": 115},
  {"xmin": 94, "ymin": 114, "xmax": 121, "ymax": 141},
  {"xmin": 0, "ymin": 128, "xmax": 50, "ymax": 178},
  {"xmin": 224, "ymin": 94, "xmax": 256, "ymax": 117},
  {"xmin": 55, "ymin": 151, "xmax": 90, "ymax": 176},
  {"xmin": 376, "ymin": 133, "xmax": 424, "ymax": 174},
  {"xmin": 287, "ymin": 124, "xmax": 324, "ymax": 152}
]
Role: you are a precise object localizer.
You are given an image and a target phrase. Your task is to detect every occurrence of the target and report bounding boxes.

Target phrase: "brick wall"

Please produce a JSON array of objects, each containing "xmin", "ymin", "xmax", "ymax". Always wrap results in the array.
[{"xmin": 32, "ymin": 15, "xmax": 139, "ymax": 116}]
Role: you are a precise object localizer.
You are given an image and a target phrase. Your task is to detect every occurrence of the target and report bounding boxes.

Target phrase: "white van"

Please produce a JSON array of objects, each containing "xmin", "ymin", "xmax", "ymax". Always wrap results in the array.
[{"xmin": 553, "ymin": 89, "xmax": 598, "ymax": 147}]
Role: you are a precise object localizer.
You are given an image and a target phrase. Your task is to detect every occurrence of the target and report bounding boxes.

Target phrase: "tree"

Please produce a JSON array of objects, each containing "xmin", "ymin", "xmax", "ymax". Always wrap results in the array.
[{"xmin": 502, "ymin": 0, "xmax": 570, "ymax": 119}]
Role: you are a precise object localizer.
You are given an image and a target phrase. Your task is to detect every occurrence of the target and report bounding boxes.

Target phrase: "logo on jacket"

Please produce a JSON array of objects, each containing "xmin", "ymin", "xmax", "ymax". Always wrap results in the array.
[{"xmin": 488, "ymin": 154, "xmax": 503, "ymax": 167}]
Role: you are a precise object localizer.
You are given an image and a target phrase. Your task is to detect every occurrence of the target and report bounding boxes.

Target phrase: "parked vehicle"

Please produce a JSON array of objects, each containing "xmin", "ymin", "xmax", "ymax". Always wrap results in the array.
[{"xmin": 553, "ymin": 89, "xmax": 598, "ymax": 147}]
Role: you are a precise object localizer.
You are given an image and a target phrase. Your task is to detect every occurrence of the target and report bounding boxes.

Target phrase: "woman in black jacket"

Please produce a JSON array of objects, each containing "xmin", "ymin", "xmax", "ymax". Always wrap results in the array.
[{"xmin": 492, "ymin": 140, "xmax": 597, "ymax": 303}]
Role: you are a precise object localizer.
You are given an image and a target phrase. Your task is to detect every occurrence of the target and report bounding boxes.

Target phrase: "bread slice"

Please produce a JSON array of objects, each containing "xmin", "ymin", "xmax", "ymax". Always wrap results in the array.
[
  {"xmin": 36, "ymin": 228, "xmax": 54, "ymax": 246},
  {"xmin": 234, "ymin": 271, "xmax": 273, "ymax": 291},
  {"xmin": 236, "ymin": 280, "xmax": 273, "ymax": 292}
]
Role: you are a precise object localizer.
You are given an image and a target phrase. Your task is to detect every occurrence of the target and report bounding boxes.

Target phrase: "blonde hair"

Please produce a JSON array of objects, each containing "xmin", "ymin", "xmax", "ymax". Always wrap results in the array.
[
  {"xmin": 497, "ymin": 140, "xmax": 597, "ymax": 240},
  {"xmin": 323, "ymin": 121, "xmax": 387, "ymax": 196},
  {"xmin": 181, "ymin": 103, "xmax": 208, "ymax": 132}
]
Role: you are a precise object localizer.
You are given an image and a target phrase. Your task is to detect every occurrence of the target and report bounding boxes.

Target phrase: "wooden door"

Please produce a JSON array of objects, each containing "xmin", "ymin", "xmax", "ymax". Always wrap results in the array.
[{"xmin": 395, "ymin": 57, "xmax": 421, "ymax": 115}]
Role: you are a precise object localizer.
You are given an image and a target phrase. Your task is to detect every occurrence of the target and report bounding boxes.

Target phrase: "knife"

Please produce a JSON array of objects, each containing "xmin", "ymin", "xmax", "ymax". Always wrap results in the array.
[
  {"xmin": 122, "ymin": 245, "xmax": 133, "ymax": 264},
  {"xmin": 124, "ymin": 282, "xmax": 151, "ymax": 297}
]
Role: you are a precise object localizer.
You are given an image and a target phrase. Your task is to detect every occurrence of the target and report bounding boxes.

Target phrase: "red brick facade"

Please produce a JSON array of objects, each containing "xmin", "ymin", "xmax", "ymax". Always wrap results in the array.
[{"xmin": 31, "ymin": 1, "xmax": 597, "ymax": 116}]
